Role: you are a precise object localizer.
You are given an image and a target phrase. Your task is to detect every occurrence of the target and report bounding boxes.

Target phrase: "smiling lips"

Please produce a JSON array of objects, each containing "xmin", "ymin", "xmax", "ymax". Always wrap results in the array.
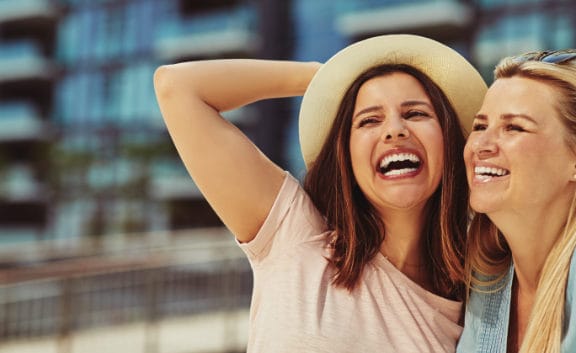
[
  {"xmin": 473, "ymin": 165, "xmax": 510, "ymax": 182},
  {"xmin": 378, "ymin": 152, "xmax": 422, "ymax": 177}
]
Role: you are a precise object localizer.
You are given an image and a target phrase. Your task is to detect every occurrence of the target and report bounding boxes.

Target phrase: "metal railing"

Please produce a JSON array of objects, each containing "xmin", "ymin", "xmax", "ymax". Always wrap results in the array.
[{"xmin": 0, "ymin": 229, "xmax": 252, "ymax": 353}]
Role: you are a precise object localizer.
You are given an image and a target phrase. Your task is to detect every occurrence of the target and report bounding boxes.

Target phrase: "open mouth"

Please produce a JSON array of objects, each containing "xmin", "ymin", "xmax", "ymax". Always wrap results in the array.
[
  {"xmin": 474, "ymin": 166, "xmax": 510, "ymax": 178},
  {"xmin": 379, "ymin": 153, "xmax": 422, "ymax": 177}
]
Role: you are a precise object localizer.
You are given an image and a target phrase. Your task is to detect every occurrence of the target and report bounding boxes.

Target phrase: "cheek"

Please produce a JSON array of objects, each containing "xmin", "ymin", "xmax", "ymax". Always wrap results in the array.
[
  {"xmin": 434, "ymin": 142, "xmax": 446, "ymax": 187},
  {"xmin": 348, "ymin": 135, "xmax": 362, "ymax": 172},
  {"xmin": 431, "ymin": 147, "xmax": 445, "ymax": 184},
  {"xmin": 349, "ymin": 144, "xmax": 367, "ymax": 184},
  {"xmin": 349, "ymin": 131, "xmax": 377, "ymax": 169},
  {"xmin": 529, "ymin": 143, "xmax": 573, "ymax": 179},
  {"xmin": 422, "ymin": 128, "xmax": 445, "ymax": 168},
  {"xmin": 511, "ymin": 139, "xmax": 555, "ymax": 169},
  {"xmin": 463, "ymin": 141, "xmax": 474, "ymax": 166}
]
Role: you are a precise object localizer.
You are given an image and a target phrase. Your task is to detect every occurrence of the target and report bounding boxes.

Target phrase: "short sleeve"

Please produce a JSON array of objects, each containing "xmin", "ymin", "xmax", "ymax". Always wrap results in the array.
[{"xmin": 237, "ymin": 171, "xmax": 328, "ymax": 266}]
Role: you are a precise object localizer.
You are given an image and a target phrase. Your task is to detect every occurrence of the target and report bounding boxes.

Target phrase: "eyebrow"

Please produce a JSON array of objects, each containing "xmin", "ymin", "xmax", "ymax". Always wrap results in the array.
[
  {"xmin": 353, "ymin": 105, "xmax": 383, "ymax": 120},
  {"xmin": 474, "ymin": 113, "xmax": 538, "ymax": 124},
  {"xmin": 402, "ymin": 100, "xmax": 432, "ymax": 109},
  {"xmin": 353, "ymin": 100, "xmax": 432, "ymax": 120}
]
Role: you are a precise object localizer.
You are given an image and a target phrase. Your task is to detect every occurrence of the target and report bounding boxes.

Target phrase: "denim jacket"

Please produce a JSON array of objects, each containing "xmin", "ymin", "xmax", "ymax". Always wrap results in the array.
[{"xmin": 456, "ymin": 250, "xmax": 576, "ymax": 353}]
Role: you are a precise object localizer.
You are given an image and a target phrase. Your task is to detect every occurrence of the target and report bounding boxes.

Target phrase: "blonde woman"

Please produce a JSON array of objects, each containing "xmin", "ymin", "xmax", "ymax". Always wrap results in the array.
[{"xmin": 457, "ymin": 50, "xmax": 576, "ymax": 353}]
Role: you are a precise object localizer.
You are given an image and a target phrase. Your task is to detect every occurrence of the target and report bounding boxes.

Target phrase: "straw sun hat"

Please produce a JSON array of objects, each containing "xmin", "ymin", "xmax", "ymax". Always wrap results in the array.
[{"xmin": 298, "ymin": 34, "xmax": 487, "ymax": 169}]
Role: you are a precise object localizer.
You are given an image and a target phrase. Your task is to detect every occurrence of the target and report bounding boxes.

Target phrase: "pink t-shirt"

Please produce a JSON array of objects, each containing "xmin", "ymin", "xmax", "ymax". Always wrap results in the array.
[{"xmin": 238, "ymin": 172, "xmax": 462, "ymax": 353}]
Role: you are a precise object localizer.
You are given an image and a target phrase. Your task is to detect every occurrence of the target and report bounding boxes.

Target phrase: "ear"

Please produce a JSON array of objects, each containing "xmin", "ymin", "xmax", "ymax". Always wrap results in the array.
[{"xmin": 571, "ymin": 163, "xmax": 576, "ymax": 183}]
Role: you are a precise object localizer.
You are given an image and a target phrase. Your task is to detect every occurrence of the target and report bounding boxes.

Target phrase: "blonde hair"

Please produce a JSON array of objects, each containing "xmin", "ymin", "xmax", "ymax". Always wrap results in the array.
[{"xmin": 466, "ymin": 54, "xmax": 576, "ymax": 353}]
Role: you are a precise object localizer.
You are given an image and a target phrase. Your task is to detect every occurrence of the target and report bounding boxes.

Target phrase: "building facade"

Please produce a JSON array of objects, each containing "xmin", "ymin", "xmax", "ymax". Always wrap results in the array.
[{"xmin": 0, "ymin": 0, "xmax": 574, "ymax": 243}]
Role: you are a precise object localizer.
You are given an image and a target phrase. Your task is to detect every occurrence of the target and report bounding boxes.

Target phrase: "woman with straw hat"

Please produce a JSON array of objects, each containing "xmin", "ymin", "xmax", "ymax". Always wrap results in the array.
[{"xmin": 154, "ymin": 34, "xmax": 486, "ymax": 352}]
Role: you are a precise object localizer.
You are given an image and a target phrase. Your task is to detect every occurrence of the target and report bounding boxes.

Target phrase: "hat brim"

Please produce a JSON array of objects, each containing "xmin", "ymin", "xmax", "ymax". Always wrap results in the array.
[{"xmin": 298, "ymin": 34, "xmax": 487, "ymax": 169}]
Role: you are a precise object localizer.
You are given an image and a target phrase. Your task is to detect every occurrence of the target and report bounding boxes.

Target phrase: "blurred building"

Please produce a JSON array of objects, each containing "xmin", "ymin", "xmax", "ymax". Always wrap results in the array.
[
  {"xmin": 0, "ymin": 0, "xmax": 575, "ymax": 351},
  {"xmin": 0, "ymin": 0, "xmax": 293, "ymax": 244},
  {"xmin": 0, "ymin": 0, "xmax": 574, "ymax": 243},
  {"xmin": 0, "ymin": 0, "xmax": 58, "ymax": 242}
]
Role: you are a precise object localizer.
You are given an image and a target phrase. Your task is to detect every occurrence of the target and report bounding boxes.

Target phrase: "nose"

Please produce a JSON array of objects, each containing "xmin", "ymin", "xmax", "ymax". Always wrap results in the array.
[
  {"xmin": 469, "ymin": 128, "xmax": 498, "ymax": 158},
  {"xmin": 382, "ymin": 116, "xmax": 409, "ymax": 142}
]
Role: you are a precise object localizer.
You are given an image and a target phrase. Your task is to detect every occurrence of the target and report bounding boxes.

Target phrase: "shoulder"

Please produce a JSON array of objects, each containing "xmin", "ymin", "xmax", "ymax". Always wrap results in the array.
[
  {"xmin": 458, "ymin": 266, "xmax": 514, "ymax": 353},
  {"xmin": 271, "ymin": 172, "xmax": 326, "ymax": 232},
  {"xmin": 466, "ymin": 268, "xmax": 513, "ymax": 321},
  {"xmin": 238, "ymin": 171, "xmax": 329, "ymax": 262}
]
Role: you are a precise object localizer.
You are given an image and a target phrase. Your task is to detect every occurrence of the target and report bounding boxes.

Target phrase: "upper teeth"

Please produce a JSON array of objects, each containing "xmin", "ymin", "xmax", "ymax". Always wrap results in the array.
[
  {"xmin": 380, "ymin": 153, "xmax": 420, "ymax": 169},
  {"xmin": 474, "ymin": 166, "xmax": 509, "ymax": 176}
]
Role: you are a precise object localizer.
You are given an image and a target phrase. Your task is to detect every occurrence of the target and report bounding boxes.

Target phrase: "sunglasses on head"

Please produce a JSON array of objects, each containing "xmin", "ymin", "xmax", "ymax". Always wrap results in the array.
[{"xmin": 513, "ymin": 49, "xmax": 576, "ymax": 64}]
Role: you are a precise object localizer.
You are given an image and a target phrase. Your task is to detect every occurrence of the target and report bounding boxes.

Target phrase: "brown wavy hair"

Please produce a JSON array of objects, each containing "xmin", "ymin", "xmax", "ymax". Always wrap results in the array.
[{"xmin": 303, "ymin": 64, "xmax": 469, "ymax": 300}]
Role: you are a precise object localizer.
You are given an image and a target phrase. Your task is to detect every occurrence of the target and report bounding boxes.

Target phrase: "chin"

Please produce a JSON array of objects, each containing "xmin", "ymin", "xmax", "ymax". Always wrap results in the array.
[
  {"xmin": 385, "ymin": 195, "xmax": 431, "ymax": 211},
  {"xmin": 469, "ymin": 201, "xmax": 499, "ymax": 215}
]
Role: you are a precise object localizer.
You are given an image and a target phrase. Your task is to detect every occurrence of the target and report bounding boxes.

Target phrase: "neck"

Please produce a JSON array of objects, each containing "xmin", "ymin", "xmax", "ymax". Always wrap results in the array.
[
  {"xmin": 380, "ymin": 206, "xmax": 428, "ymax": 285},
  {"xmin": 489, "ymin": 202, "xmax": 570, "ymax": 290},
  {"xmin": 490, "ymin": 198, "xmax": 572, "ymax": 352},
  {"xmin": 381, "ymin": 239, "xmax": 425, "ymax": 269},
  {"xmin": 508, "ymin": 276, "xmax": 535, "ymax": 353}
]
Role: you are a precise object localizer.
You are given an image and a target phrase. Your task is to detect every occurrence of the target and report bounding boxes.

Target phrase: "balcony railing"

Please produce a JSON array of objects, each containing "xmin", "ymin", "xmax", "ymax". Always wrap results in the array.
[
  {"xmin": 155, "ymin": 5, "xmax": 258, "ymax": 61},
  {"xmin": 0, "ymin": 101, "xmax": 49, "ymax": 143},
  {"xmin": 0, "ymin": 0, "xmax": 59, "ymax": 24},
  {"xmin": 335, "ymin": 0, "xmax": 474, "ymax": 38},
  {"xmin": 0, "ymin": 230, "xmax": 251, "ymax": 353},
  {"xmin": 0, "ymin": 41, "xmax": 55, "ymax": 82}
]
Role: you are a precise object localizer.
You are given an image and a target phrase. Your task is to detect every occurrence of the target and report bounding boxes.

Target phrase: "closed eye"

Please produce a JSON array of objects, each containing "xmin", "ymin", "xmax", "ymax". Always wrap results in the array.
[
  {"xmin": 356, "ymin": 116, "xmax": 381, "ymax": 128},
  {"xmin": 472, "ymin": 123, "xmax": 487, "ymax": 131},
  {"xmin": 505, "ymin": 124, "xmax": 526, "ymax": 132},
  {"xmin": 403, "ymin": 110, "xmax": 430, "ymax": 120}
]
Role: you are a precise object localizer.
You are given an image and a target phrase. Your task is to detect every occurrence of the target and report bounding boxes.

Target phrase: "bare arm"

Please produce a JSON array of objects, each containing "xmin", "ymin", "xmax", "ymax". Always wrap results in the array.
[{"xmin": 153, "ymin": 59, "xmax": 320, "ymax": 242}]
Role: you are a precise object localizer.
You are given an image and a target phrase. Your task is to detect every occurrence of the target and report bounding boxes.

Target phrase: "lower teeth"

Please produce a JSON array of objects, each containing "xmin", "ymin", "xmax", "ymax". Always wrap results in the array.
[{"xmin": 385, "ymin": 168, "xmax": 417, "ymax": 176}]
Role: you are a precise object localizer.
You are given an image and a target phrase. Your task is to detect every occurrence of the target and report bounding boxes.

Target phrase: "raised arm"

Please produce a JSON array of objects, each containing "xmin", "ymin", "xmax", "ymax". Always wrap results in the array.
[{"xmin": 153, "ymin": 59, "xmax": 320, "ymax": 242}]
